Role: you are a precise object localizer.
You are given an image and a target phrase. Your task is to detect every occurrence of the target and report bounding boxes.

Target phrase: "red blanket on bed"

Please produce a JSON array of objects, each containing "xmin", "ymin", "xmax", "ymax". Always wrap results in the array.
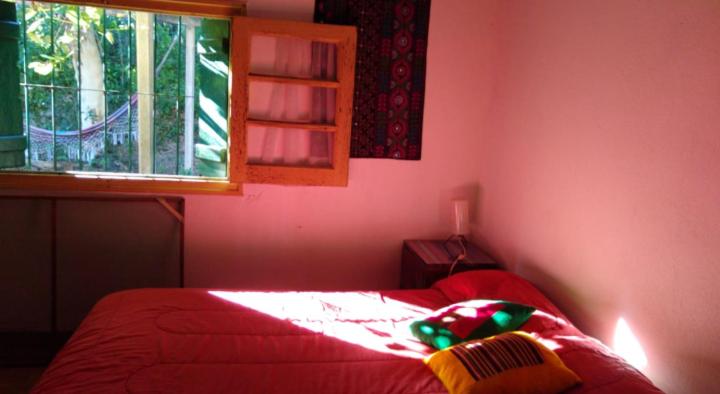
[{"xmin": 32, "ymin": 270, "xmax": 662, "ymax": 393}]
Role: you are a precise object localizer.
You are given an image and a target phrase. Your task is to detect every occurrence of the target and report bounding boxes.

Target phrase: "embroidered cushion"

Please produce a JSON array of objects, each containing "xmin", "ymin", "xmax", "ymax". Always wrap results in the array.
[
  {"xmin": 425, "ymin": 331, "xmax": 581, "ymax": 394},
  {"xmin": 410, "ymin": 299, "xmax": 535, "ymax": 350}
]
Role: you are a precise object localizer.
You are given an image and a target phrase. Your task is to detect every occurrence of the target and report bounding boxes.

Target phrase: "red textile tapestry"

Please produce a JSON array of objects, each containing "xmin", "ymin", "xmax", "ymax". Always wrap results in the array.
[{"xmin": 314, "ymin": 0, "xmax": 431, "ymax": 160}]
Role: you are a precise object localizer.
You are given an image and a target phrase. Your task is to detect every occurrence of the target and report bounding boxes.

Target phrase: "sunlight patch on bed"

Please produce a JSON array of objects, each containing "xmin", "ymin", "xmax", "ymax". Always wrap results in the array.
[{"xmin": 208, "ymin": 290, "xmax": 433, "ymax": 359}]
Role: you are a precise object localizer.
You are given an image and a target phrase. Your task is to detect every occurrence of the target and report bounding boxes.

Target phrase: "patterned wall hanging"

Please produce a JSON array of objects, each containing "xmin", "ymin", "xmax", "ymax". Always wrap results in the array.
[{"xmin": 314, "ymin": 0, "xmax": 431, "ymax": 160}]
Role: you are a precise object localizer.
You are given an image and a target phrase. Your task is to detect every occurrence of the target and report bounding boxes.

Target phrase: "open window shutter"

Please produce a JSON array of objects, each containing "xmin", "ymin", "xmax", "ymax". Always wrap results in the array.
[
  {"xmin": 0, "ymin": 2, "xmax": 26, "ymax": 169},
  {"xmin": 231, "ymin": 17, "xmax": 356, "ymax": 186},
  {"xmin": 194, "ymin": 18, "xmax": 230, "ymax": 177}
]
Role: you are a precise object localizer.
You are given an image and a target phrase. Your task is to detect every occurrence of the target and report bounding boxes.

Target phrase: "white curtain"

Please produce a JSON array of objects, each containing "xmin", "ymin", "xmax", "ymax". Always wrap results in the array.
[{"xmin": 247, "ymin": 37, "xmax": 336, "ymax": 167}]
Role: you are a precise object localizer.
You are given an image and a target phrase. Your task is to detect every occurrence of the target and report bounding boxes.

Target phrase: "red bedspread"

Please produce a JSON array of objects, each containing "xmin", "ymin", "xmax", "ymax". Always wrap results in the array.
[{"xmin": 32, "ymin": 270, "xmax": 663, "ymax": 393}]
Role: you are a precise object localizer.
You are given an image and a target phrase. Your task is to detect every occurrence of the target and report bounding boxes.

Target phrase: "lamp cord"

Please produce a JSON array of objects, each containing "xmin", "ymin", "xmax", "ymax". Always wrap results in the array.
[{"xmin": 444, "ymin": 235, "xmax": 468, "ymax": 277}]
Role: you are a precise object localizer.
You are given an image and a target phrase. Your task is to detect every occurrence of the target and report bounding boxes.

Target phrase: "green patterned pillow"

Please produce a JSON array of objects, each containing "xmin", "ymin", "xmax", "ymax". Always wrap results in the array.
[{"xmin": 410, "ymin": 299, "xmax": 535, "ymax": 349}]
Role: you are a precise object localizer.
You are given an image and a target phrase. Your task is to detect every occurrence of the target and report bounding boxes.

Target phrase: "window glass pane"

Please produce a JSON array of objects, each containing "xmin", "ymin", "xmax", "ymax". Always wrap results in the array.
[
  {"xmin": 54, "ymin": 88, "xmax": 80, "ymax": 171},
  {"xmin": 104, "ymin": 8, "xmax": 134, "ymax": 96},
  {"xmin": 23, "ymin": 1, "xmax": 52, "ymax": 86},
  {"xmin": 153, "ymin": 94, "xmax": 183, "ymax": 175},
  {"xmin": 52, "ymin": 5, "xmax": 77, "ymax": 89},
  {"xmin": 3, "ymin": 1, "xmax": 229, "ymax": 179},
  {"xmin": 248, "ymin": 81, "xmax": 336, "ymax": 124},
  {"xmin": 26, "ymin": 86, "xmax": 54, "ymax": 172},
  {"xmin": 194, "ymin": 16, "xmax": 228, "ymax": 178},
  {"xmin": 247, "ymin": 126, "xmax": 333, "ymax": 168},
  {"xmin": 250, "ymin": 36, "xmax": 337, "ymax": 81},
  {"xmin": 104, "ymin": 91, "xmax": 135, "ymax": 173}
]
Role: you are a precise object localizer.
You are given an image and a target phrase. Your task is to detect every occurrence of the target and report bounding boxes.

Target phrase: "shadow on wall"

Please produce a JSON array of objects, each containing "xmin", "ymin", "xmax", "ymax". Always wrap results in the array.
[
  {"xmin": 656, "ymin": 352, "xmax": 720, "ymax": 393},
  {"xmin": 438, "ymin": 182, "xmax": 482, "ymax": 235},
  {"xmin": 511, "ymin": 262, "xmax": 609, "ymax": 337},
  {"xmin": 186, "ymin": 235, "xmax": 439, "ymax": 291}
]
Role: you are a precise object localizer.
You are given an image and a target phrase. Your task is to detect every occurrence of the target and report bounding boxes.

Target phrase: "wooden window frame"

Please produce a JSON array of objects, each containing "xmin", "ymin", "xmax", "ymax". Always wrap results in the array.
[
  {"xmin": 39, "ymin": 0, "xmax": 247, "ymax": 18},
  {"xmin": 0, "ymin": 0, "xmax": 356, "ymax": 194},
  {"xmin": 233, "ymin": 17, "xmax": 356, "ymax": 187}
]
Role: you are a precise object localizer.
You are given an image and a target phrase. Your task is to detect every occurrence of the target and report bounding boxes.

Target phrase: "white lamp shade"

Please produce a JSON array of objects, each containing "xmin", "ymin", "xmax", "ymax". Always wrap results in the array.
[{"xmin": 451, "ymin": 200, "xmax": 470, "ymax": 236}]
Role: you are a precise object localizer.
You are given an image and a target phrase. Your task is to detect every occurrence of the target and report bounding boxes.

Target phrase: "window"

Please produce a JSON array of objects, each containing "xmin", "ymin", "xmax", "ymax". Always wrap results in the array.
[
  {"xmin": 236, "ymin": 18, "xmax": 356, "ymax": 187},
  {"xmin": 0, "ymin": 0, "xmax": 356, "ymax": 193}
]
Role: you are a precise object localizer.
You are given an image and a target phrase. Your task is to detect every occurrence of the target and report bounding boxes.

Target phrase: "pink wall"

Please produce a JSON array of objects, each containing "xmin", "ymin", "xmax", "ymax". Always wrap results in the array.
[
  {"xmin": 6, "ymin": 0, "xmax": 714, "ymax": 390},
  {"xmin": 475, "ymin": 1, "xmax": 720, "ymax": 392},
  {"xmin": 183, "ymin": 0, "xmax": 497, "ymax": 290}
]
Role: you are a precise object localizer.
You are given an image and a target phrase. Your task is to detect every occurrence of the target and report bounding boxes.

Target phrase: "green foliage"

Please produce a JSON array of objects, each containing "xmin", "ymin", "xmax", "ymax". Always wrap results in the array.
[
  {"xmin": 15, "ymin": 1, "xmax": 214, "ymax": 174},
  {"xmin": 20, "ymin": 1, "xmax": 136, "ymax": 130}
]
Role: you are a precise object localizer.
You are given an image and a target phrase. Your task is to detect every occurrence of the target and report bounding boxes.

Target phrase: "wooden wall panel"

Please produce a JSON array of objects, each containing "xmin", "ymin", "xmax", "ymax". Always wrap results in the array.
[
  {"xmin": 55, "ymin": 199, "xmax": 182, "ymax": 331},
  {"xmin": 0, "ymin": 196, "xmax": 182, "ymax": 335},
  {"xmin": 0, "ymin": 199, "xmax": 53, "ymax": 331}
]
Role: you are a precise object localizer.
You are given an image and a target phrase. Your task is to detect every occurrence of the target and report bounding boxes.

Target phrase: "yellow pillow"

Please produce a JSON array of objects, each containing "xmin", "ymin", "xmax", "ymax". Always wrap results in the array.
[{"xmin": 425, "ymin": 331, "xmax": 581, "ymax": 394}]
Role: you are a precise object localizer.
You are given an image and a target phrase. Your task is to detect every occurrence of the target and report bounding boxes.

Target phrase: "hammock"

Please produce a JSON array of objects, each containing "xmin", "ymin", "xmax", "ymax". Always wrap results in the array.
[
  {"xmin": 29, "ymin": 94, "xmax": 139, "ymax": 163},
  {"xmin": 24, "ymin": 19, "xmax": 187, "ymax": 165}
]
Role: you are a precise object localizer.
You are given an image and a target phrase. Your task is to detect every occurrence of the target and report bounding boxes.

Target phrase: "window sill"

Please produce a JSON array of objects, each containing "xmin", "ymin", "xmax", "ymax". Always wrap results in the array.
[{"xmin": 0, "ymin": 172, "xmax": 241, "ymax": 195}]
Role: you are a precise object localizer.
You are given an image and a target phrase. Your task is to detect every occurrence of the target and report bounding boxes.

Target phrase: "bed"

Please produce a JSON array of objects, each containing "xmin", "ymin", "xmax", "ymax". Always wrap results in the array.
[{"xmin": 32, "ymin": 270, "xmax": 663, "ymax": 393}]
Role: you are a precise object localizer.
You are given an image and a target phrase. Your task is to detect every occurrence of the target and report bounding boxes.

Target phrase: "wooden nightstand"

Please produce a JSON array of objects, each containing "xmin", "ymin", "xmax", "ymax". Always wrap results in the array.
[{"xmin": 400, "ymin": 239, "xmax": 501, "ymax": 289}]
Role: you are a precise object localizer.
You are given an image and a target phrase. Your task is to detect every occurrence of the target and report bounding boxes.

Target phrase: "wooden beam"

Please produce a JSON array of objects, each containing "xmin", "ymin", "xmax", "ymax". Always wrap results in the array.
[
  {"xmin": 183, "ymin": 18, "xmax": 197, "ymax": 172},
  {"xmin": 0, "ymin": 171, "xmax": 241, "ymax": 194},
  {"xmin": 42, "ymin": 0, "xmax": 247, "ymax": 18},
  {"xmin": 228, "ymin": 16, "xmax": 249, "ymax": 184},
  {"xmin": 156, "ymin": 197, "xmax": 184, "ymax": 223},
  {"xmin": 248, "ymin": 73, "xmax": 340, "ymax": 89},
  {"xmin": 246, "ymin": 119, "xmax": 337, "ymax": 132},
  {"xmin": 136, "ymin": 12, "xmax": 154, "ymax": 174},
  {"xmin": 246, "ymin": 165, "xmax": 345, "ymax": 186}
]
